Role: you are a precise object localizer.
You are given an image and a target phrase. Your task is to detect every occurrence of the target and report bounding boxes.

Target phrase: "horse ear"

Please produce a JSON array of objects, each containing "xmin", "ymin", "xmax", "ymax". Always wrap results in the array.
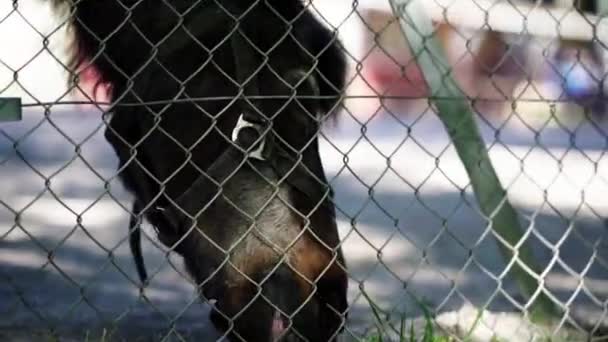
[
  {"xmin": 284, "ymin": 69, "xmax": 320, "ymax": 94},
  {"xmin": 283, "ymin": 69, "xmax": 321, "ymax": 118},
  {"xmin": 269, "ymin": 69, "xmax": 321, "ymax": 154}
]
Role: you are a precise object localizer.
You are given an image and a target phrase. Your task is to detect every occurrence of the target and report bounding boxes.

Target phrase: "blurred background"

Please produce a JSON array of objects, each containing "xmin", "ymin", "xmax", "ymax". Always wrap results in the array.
[{"xmin": 0, "ymin": 0, "xmax": 606, "ymax": 340}]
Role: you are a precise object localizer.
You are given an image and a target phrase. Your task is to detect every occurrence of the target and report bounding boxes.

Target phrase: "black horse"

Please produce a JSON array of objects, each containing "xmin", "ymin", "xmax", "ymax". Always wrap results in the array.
[{"xmin": 53, "ymin": 0, "xmax": 349, "ymax": 340}]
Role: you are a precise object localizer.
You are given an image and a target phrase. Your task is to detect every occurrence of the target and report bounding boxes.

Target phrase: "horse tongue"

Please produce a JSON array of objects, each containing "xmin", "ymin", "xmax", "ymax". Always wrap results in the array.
[{"xmin": 271, "ymin": 310, "xmax": 287, "ymax": 340}]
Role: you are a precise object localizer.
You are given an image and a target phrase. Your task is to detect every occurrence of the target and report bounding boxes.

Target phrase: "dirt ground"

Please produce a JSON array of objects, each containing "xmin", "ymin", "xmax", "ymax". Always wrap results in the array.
[{"xmin": 0, "ymin": 107, "xmax": 606, "ymax": 341}]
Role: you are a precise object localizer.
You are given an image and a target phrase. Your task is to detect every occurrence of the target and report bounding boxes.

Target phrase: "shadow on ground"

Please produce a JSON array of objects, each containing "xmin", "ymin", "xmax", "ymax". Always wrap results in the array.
[{"xmin": 0, "ymin": 107, "xmax": 606, "ymax": 340}]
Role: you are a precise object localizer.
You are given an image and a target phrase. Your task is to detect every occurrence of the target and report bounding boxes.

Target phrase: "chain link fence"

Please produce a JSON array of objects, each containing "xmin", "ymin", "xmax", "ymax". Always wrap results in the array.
[{"xmin": 1, "ymin": 0, "xmax": 607, "ymax": 341}]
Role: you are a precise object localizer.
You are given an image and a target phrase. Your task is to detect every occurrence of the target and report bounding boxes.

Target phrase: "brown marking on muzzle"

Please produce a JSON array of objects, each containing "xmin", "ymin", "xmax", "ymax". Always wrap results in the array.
[
  {"xmin": 227, "ymin": 228, "xmax": 343, "ymax": 295},
  {"xmin": 290, "ymin": 232, "xmax": 344, "ymax": 296}
]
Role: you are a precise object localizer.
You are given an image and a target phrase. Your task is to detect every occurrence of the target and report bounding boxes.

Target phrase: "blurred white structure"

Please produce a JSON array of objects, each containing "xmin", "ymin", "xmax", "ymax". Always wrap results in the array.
[{"xmin": 0, "ymin": 1, "xmax": 71, "ymax": 103}]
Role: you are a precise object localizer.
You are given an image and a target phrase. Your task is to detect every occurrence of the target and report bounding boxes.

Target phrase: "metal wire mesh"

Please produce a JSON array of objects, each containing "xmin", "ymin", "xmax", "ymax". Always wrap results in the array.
[{"xmin": 0, "ymin": 0, "xmax": 607, "ymax": 341}]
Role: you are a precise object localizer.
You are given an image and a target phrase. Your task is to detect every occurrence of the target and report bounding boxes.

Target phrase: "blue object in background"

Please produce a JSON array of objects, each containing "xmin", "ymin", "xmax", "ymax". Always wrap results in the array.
[{"xmin": 558, "ymin": 61, "xmax": 596, "ymax": 99}]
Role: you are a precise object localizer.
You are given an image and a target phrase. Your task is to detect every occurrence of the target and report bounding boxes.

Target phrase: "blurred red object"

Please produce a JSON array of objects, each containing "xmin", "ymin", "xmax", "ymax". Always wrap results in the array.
[
  {"xmin": 358, "ymin": 8, "xmax": 429, "ymax": 99},
  {"xmin": 72, "ymin": 61, "xmax": 111, "ymax": 105}
]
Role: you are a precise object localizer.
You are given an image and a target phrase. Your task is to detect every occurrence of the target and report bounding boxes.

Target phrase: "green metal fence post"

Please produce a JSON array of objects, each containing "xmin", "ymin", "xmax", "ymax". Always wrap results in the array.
[
  {"xmin": 598, "ymin": 0, "xmax": 608, "ymax": 16},
  {"xmin": 0, "ymin": 98, "xmax": 22, "ymax": 122},
  {"xmin": 387, "ymin": 0, "xmax": 557, "ymax": 323}
]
